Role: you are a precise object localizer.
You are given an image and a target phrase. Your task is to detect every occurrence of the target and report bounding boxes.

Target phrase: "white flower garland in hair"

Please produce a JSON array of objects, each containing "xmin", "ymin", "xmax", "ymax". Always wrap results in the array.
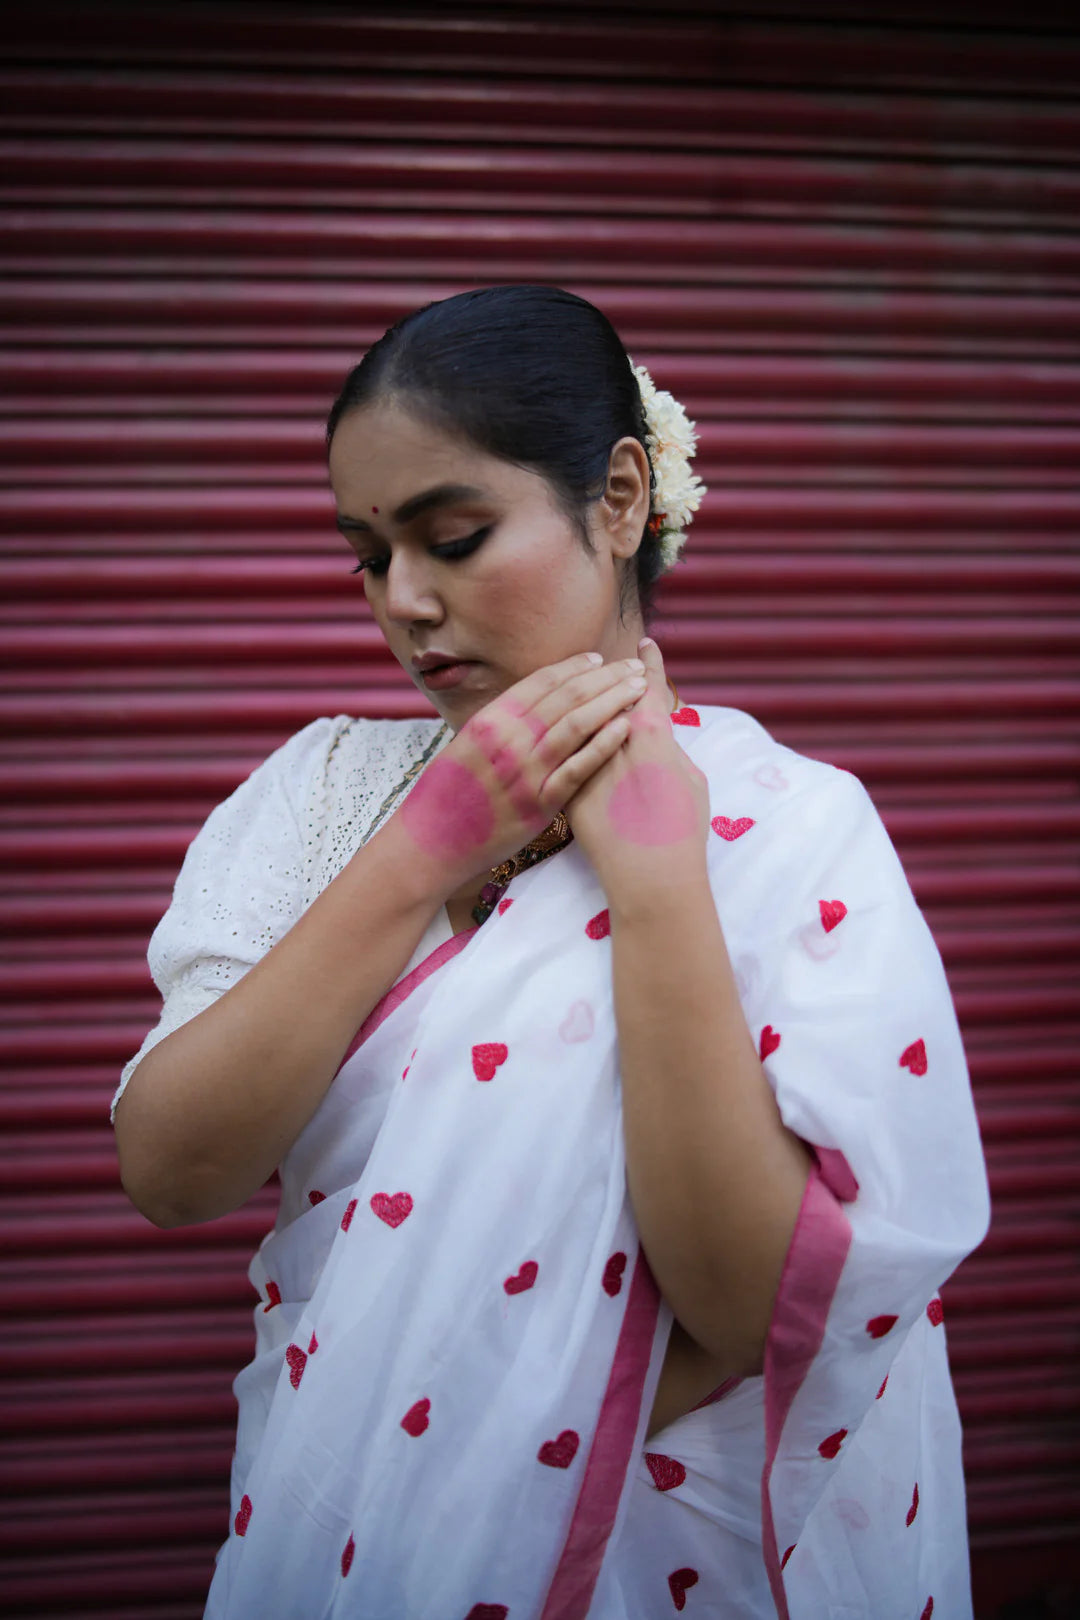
[{"xmin": 630, "ymin": 360, "xmax": 707, "ymax": 571}]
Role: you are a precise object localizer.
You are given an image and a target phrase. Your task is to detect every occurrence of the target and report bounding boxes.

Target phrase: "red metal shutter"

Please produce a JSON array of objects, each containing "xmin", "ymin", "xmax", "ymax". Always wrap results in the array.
[{"xmin": 1, "ymin": 5, "xmax": 1077, "ymax": 1616}]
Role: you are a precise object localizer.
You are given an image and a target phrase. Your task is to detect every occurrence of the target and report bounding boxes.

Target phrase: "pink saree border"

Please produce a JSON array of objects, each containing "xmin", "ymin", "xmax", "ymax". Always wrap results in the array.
[
  {"xmin": 539, "ymin": 1246, "xmax": 661, "ymax": 1620},
  {"xmin": 760, "ymin": 1163, "xmax": 853, "ymax": 1620},
  {"xmin": 338, "ymin": 927, "xmax": 477, "ymax": 1070}
]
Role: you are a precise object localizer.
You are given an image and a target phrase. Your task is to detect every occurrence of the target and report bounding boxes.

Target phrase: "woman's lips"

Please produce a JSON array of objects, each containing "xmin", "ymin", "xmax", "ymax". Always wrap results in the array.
[{"xmin": 419, "ymin": 660, "xmax": 479, "ymax": 691}]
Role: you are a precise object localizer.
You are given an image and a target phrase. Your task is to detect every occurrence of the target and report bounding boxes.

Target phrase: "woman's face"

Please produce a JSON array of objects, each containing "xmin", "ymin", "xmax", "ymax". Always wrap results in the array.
[{"xmin": 328, "ymin": 401, "xmax": 647, "ymax": 730}]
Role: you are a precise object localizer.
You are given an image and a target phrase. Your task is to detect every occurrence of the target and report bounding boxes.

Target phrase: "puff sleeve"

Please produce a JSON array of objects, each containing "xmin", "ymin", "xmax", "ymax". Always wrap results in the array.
[{"xmin": 110, "ymin": 717, "xmax": 347, "ymax": 1121}]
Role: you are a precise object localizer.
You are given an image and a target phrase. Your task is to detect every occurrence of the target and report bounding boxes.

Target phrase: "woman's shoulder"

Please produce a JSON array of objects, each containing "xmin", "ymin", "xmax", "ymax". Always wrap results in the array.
[
  {"xmin": 187, "ymin": 714, "xmax": 446, "ymax": 884},
  {"xmin": 259, "ymin": 712, "xmax": 445, "ymax": 784},
  {"xmin": 685, "ymin": 704, "xmax": 907, "ymax": 896},
  {"xmin": 239, "ymin": 713, "xmax": 445, "ymax": 823},
  {"xmin": 680, "ymin": 703, "xmax": 893, "ymax": 864},
  {"xmin": 677, "ymin": 703, "xmax": 855, "ymax": 801},
  {"xmin": 296, "ymin": 713, "xmax": 448, "ymax": 895},
  {"xmin": 316, "ymin": 713, "xmax": 447, "ymax": 777}
]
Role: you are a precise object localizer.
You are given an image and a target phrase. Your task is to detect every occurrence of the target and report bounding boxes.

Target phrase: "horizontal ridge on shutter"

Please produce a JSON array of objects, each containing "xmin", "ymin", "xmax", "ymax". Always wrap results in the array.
[{"xmin": 1, "ymin": 3, "xmax": 1077, "ymax": 1616}]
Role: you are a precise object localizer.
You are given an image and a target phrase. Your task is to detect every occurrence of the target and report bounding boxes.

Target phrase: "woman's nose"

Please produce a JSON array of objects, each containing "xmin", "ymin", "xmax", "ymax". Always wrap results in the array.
[{"xmin": 383, "ymin": 551, "xmax": 443, "ymax": 624}]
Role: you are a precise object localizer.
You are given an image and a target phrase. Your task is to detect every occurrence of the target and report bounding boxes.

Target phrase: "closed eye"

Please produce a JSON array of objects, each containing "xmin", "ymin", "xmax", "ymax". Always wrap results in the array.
[
  {"xmin": 350, "ymin": 526, "xmax": 493, "ymax": 577},
  {"xmin": 433, "ymin": 525, "xmax": 492, "ymax": 562}
]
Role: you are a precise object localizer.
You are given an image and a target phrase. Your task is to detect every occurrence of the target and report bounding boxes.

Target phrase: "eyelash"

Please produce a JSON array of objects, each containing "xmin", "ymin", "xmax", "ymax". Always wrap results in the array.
[{"xmin": 350, "ymin": 527, "xmax": 493, "ymax": 578}]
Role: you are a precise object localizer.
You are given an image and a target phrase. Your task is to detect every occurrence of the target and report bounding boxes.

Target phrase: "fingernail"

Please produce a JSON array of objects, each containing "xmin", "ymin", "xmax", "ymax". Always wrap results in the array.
[
  {"xmin": 638, "ymin": 637, "xmax": 655, "ymax": 651},
  {"xmin": 627, "ymin": 658, "xmax": 645, "ymax": 673},
  {"xmin": 585, "ymin": 651, "xmax": 603, "ymax": 665},
  {"xmin": 627, "ymin": 676, "xmax": 647, "ymax": 692}
]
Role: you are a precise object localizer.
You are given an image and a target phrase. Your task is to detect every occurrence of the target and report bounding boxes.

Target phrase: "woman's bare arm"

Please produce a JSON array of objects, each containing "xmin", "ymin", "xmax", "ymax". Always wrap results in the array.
[
  {"xmin": 567, "ymin": 639, "xmax": 812, "ymax": 1379},
  {"xmin": 114, "ymin": 815, "xmax": 449, "ymax": 1228},
  {"xmin": 611, "ymin": 874, "xmax": 811, "ymax": 1378}
]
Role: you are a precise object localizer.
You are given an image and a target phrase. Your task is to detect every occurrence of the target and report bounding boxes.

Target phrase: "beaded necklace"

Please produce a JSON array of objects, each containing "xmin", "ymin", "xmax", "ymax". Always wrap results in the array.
[{"xmin": 470, "ymin": 811, "xmax": 573, "ymax": 926}]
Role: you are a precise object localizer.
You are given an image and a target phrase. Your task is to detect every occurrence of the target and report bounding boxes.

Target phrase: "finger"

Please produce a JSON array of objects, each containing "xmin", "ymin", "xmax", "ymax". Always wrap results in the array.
[
  {"xmin": 499, "ymin": 650, "xmax": 607, "ymax": 716},
  {"xmin": 536, "ymin": 672, "xmax": 647, "ymax": 771},
  {"xmin": 526, "ymin": 655, "xmax": 645, "ymax": 717},
  {"xmin": 538, "ymin": 711, "xmax": 631, "ymax": 810},
  {"xmin": 636, "ymin": 636, "xmax": 668, "ymax": 703},
  {"xmin": 527, "ymin": 657, "xmax": 645, "ymax": 741}
]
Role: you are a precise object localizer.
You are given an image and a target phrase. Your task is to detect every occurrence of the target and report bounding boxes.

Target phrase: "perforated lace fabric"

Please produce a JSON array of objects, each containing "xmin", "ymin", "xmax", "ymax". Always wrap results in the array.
[{"xmin": 111, "ymin": 714, "xmax": 449, "ymax": 1120}]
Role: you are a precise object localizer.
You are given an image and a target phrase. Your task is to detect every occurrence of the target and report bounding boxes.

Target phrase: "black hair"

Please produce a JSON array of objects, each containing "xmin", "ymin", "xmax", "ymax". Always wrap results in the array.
[{"xmin": 325, "ymin": 284, "xmax": 662, "ymax": 620}]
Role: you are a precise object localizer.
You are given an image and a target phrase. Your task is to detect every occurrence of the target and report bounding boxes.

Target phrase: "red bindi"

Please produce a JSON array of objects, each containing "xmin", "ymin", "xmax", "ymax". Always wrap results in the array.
[{"xmin": 371, "ymin": 505, "xmax": 379, "ymax": 513}]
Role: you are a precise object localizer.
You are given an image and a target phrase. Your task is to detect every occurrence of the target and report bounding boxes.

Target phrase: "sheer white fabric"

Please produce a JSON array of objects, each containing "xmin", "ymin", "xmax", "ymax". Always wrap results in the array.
[{"xmin": 116, "ymin": 707, "xmax": 989, "ymax": 1619}]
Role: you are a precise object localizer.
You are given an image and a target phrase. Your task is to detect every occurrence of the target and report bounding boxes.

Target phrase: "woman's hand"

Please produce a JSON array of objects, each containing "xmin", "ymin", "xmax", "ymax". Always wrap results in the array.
[
  {"xmin": 393, "ymin": 650, "xmax": 650, "ymax": 892},
  {"xmin": 564, "ymin": 638, "xmax": 710, "ymax": 906}
]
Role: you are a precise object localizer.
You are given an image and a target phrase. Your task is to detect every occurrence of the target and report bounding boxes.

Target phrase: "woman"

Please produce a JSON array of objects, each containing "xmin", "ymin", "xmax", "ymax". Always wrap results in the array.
[{"xmin": 113, "ymin": 285, "xmax": 989, "ymax": 1620}]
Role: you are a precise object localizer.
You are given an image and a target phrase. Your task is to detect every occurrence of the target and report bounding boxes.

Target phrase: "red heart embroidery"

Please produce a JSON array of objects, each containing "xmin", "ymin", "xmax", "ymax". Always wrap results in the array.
[
  {"xmin": 285, "ymin": 1343, "xmax": 307, "ymax": 1389},
  {"xmin": 670, "ymin": 707, "xmax": 700, "ymax": 727},
  {"xmin": 711, "ymin": 815, "xmax": 755, "ymax": 841},
  {"xmin": 263, "ymin": 1280, "xmax": 282, "ymax": 1312},
  {"xmin": 920, "ymin": 1600, "xmax": 934, "ymax": 1620},
  {"xmin": 926, "ymin": 1297, "xmax": 944, "ymax": 1326},
  {"xmin": 341, "ymin": 1198, "xmax": 357, "ymax": 1232},
  {"xmin": 585, "ymin": 909, "xmax": 611, "ymax": 940},
  {"xmin": 234, "ymin": 1494, "xmax": 252, "ymax": 1537},
  {"xmin": 781, "ymin": 1544, "xmax": 796, "ymax": 1570},
  {"xmin": 401, "ymin": 1397, "xmax": 431, "ymax": 1437},
  {"xmin": 866, "ymin": 1314, "xmax": 898, "ymax": 1339},
  {"xmin": 472, "ymin": 1042, "xmax": 509, "ymax": 1082},
  {"xmin": 834, "ymin": 1497, "xmax": 869, "ymax": 1531},
  {"xmin": 818, "ymin": 1428, "xmax": 847, "ymax": 1460},
  {"xmin": 538, "ymin": 1429, "xmax": 579, "ymax": 1468},
  {"xmin": 466, "ymin": 1608, "xmax": 509, "ymax": 1620},
  {"xmin": 370, "ymin": 1191, "xmax": 413, "ymax": 1228},
  {"xmin": 602, "ymin": 1251, "xmax": 627, "ymax": 1297},
  {"xmin": 497, "ymin": 897, "xmax": 514, "ymax": 915},
  {"xmin": 906, "ymin": 1482, "xmax": 919, "ymax": 1527},
  {"xmin": 668, "ymin": 1568, "xmax": 699, "ymax": 1611},
  {"xmin": 759, "ymin": 1024, "xmax": 781, "ymax": 1060},
  {"xmin": 308, "ymin": 1189, "xmax": 326, "ymax": 1206},
  {"xmin": 559, "ymin": 999, "xmax": 595, "ymax": 1043},
  {"xmin": 819, "ymin": 898, "xmax": 848, "ymax": 933},
  {"xmin": 645, "ymin": 1452, "xmax": 686, "ymax": 1492},
  {"xmin": 876, "ymin": 1375, "xmax": 888, "ymax": 1400},
  {"xmin": 900, "ymin": 1039, "xmax": 928, "ymax": 1076},
  {"xmin": 308, "ymin": 1332, "xmax": 318, "ymax": 1355},
  {"xmin": 341, "ymin": 1533, "xmax": 355, "ymax": 1577},
  {"xmin": 504, "ymin": 1260, "xmax": 538, "ymax": 1295}
]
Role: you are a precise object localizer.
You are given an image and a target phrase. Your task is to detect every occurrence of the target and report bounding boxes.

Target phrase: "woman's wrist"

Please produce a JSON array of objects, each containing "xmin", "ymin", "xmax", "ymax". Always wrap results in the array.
[
  {"xmin": 602, "ymin": 847, "xmax": 711, "ymax": 928},
  {"xmin": 361, "ymin": 807, "xmax": 471, "ymax": 914}
]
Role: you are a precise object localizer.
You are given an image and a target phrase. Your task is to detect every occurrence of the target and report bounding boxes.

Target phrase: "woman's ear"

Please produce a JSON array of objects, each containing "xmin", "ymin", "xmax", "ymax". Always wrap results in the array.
[{"xmin": 598, "ymin": 436, "xmax": 652, "ymax": 560}]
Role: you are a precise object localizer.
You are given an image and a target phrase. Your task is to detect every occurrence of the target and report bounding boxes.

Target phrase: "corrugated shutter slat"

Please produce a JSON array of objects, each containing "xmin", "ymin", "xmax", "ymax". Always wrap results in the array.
[{"xmin": 2, "ymin": 4, "xmax": 1077, "ymax": 1617}]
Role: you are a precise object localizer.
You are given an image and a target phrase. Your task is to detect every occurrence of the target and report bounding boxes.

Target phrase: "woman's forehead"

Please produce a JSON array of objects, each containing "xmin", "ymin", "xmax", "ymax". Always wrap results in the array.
[{"xmin": 329, "ymin": 404, "xmax": 542, "ymax": 510}]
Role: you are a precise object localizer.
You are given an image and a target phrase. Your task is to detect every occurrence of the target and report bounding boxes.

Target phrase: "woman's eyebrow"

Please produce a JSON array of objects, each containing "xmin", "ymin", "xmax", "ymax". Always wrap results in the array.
[{"xmin": 335, "ymin": 482, "xmax": 488, "ymax": 535}]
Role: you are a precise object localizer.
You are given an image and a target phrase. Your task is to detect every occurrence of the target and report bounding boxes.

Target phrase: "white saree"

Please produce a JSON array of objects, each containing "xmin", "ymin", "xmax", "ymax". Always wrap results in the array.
[{"xmin": 115, "ymin": 704, "xmax": 989, "ymax": 1620}]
